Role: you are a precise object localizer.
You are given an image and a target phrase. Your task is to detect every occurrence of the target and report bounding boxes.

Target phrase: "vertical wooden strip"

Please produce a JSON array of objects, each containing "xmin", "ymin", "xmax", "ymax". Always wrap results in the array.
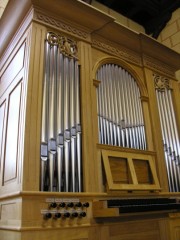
[{"xmin": 78, "ymin": 41, "xmax": 100, "ymax": 192}]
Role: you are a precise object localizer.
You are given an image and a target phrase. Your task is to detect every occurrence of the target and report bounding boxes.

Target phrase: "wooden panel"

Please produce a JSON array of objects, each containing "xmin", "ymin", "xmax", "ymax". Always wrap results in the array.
[
  {"xmin": 21, "ymin": 228, "xmax": 89, "ymax": 240},
  {"xmin": 175, "ymin": 227, "xmax": 180, "ymax": 240},
  {"xmin": 133, "ymin": 159, "xmax": 153, "ymax": 184},
  {"xmin": 102, "ymin": 149, "xmax": 160, "ymax": 191},
  {"xmin": 0, "ymin": 202, "xmax": 21, "ymax": 220},
  {"xmin": 109, "ymin": 157, "xmax": 131, "ymax": 184},
  {"xmin": 0, "ymin": 101, "xmax": 6, "ymax": 170},
  {"xmin": 3, "ymin": 81, "xmax": 22, "ymax": 183},
  {"xmin": 110, "ymin": 232, "xmax": 160, "ymax": 240},
  {"xmin": 0, "ymin": 230, "xmax": 21, "ymax": 240},
  {"xmin": 0, "ymin": 43, "xmax": 25, "ymax": 97},
  {"xmin": 109, "ymin": 220, "xmax": 160, "ymax": 240}
]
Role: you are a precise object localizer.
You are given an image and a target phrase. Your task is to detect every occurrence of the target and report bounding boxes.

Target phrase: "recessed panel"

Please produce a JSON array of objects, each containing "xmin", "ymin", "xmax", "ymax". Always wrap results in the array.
[
  {"xmin": 133, "ymin": 159, "xmax": 153, "ymax": 184},
  {"xmin": 0, "ymin": 101, "xmax": 6, "ymax": 170},
  {"xmin": 109, "ymin": 157, "xmax": 131, "ymax": 184},
  {"xmin": 3, "ymin": 81, "xmax": 22, "ymax": 183}
]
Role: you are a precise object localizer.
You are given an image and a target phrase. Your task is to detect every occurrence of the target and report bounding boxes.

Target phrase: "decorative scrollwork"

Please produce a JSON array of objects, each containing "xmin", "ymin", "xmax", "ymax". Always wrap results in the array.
[
  {"xmin": 47, "ymin": 32, "xmax": 78, "ymax": 58},
  {"xmin": 153, "ymin": 73, "xmax": 171, "ymax": 91}
]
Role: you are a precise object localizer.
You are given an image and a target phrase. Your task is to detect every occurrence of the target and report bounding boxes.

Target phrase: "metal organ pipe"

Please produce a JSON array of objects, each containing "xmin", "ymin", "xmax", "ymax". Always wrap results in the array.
[
  {"xmin": 40, "ymin": 32, "xmax": 82, "ymax": 192},
  {"xmin": 96, "ymin": 64, "xmax": 147, "ymax": 150},
  {"xmin": 154, "ymin": 74, "xmax": 180, "ymax": 192}
]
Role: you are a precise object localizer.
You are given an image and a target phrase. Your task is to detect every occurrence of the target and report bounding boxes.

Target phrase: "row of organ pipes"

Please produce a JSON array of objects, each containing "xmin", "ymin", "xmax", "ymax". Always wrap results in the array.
[
  {"xmin": 96, "ymin": 64, "xmax": 146, "ymax": 150},
  {"xmin": 154, "ymin": 75, "xmax": 180, "ymax": 192},
  {"xmin": 41, "ymin": 33, "xmax": 82, "ymax": 192},
  {"xmin": 40, "ymin": 32, "xmax": 180, "ymax": 193}
]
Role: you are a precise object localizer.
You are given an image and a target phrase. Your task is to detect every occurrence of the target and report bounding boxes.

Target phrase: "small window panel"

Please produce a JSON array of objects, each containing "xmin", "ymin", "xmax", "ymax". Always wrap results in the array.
[{"xmin": 102, "ymin": 150, "xmax": 160, "ymax": 191}]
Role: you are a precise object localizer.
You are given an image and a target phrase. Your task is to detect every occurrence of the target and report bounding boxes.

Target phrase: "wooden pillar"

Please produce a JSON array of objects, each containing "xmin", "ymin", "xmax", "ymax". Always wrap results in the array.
[
  {"xmin": 22, "ymin": 22, "xmax": 47, "ymax": 191},
  {"xmin": 78, "ymin": 41, "xmax": 100, "ymax": 192}
]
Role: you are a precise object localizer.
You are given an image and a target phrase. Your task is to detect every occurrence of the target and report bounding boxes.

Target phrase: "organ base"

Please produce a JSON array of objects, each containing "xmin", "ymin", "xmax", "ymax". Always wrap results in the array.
[{"xmin": 1, "ymin": 192, "xmax": 180, "ymax": 240}]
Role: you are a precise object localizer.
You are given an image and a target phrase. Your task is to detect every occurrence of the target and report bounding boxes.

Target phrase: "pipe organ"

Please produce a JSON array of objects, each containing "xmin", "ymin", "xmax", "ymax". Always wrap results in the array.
[
  {"xmin": 0, "ymin": 0, "xmax": 180, "ymax": 240},
  {"xmin": 41, "ymin": 32, "xmax": 82, "ymax": 193}
]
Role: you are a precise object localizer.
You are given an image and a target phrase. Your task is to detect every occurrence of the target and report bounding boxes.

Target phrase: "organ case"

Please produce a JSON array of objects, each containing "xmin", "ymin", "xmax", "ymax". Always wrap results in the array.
[{"xmin": 0, "ymin": 0, "xmax": 180, "ymax": 239}]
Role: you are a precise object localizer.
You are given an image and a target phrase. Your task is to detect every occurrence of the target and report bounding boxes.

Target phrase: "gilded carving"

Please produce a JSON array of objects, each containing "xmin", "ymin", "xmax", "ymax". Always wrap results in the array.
[
  {"xmin": 47, "ymin": 32, "xmax": 78, "ymax": 58},
  {"xmin": 153, "ymin": 73, "xmax": 171, "ymax": 91}
]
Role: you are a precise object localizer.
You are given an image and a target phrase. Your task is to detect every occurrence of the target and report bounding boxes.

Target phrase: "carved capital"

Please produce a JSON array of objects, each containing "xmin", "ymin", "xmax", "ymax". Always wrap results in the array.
[{"xmin": 153, "ymin": 73, "xmax": 171, "ymax": 92}]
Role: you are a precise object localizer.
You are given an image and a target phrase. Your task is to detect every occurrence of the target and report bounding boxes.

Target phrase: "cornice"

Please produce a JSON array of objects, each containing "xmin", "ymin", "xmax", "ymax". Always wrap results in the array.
[
  {"xmin": 92, "ymin": 37, "xmax": 142, "ymax": 66},
  {"xmin": 143, "ymin": 55, "xmax": 175, "ymax": 78},
  {"xmin": 33, "ymin": 9, "xmax": 90, "ymax": 41},
  {"xmin": 140, "ymin": 33, "xmax": 180, "ymax": 73}
]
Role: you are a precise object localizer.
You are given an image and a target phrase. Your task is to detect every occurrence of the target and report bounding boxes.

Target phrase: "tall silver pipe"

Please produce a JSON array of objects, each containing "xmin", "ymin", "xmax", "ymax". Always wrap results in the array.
[
  {"xmin": 121, "ymin": 69, "xmax": 130, "ymax": 147},
  {"xmin": 75, "ymin": 61, "xmax": 82, "ymax": 192},
  {"xmin": 101, "ymin": 66, "xmax": 106, "ymax": 143},
  {"xmin": 134, "ymin": 80, "xmax": 146, "ymax": 150},
  {"xmin": 126, "ymin": 73, "xmax": 136, "ymax": 148},
  {"xmin": 96, "ymin": 71, "xmax": 101, "ymax": 142},
  {"xmin": 117, "ymin": 67, "xmax": 125, "ymax": 147},
  {"xmin": 48, "ymin": 45, "xmax": 57, "ymax": 191},
  {"xmin": 97, "ymin": 69, "xmax": 104, "ymax": 143},
  {"xmin": 69, "ymin": 58, "xmax": 76, "ymax": 192},
  {"xmin": 63, "ymin": 56, "xmax": 70, "ymax": 192},
  {"xmin": 132, "ymin": 78, "xmax": 143, "ymax": 149},
  {"xmin": 129, "ymin": 76, "xmax": 140, "ymax": 149},
  {"xmin": 105, "ymin": 64, "xmax": 113, "ymax": 145},
  {"xmin": 102, "ymin": 65, "xmax": 110, "ymax": 144},
  {"xmin": 113, "ymin": 64, "xmax": 121, "ymax": 146},
  {"xmin": 100, "ymin": 67, "xmax": 108, "ymax": 144},
  {"xmin": 109, "ymin": 64, "xmax": 117, "ymax": 145},
  {"xmin": 56, "ymin": 52, "xmax": 64, "ymax": 192}
]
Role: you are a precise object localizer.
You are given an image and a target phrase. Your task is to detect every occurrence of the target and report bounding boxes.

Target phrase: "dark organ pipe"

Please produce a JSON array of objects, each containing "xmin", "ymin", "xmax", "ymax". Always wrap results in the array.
[
  {"xmin": 40, "ymin": 33, "xmax": 82, "ymax": 192},
  {"xmin": 96, "ymin": 64, "xmax": 146, "ymax": 150}
]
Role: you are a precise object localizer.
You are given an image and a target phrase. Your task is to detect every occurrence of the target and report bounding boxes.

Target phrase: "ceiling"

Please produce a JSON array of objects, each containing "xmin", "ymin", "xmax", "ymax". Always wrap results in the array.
[{"xmin": 83, "ymin": 0, "xmax": 180, "ymax": 38}]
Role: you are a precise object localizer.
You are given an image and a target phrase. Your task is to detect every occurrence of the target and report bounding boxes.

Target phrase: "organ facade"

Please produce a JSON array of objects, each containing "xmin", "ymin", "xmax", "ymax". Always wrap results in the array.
[{"xmin": 0, "ymin": 0, "xmax": 180, "ymax": 239}]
